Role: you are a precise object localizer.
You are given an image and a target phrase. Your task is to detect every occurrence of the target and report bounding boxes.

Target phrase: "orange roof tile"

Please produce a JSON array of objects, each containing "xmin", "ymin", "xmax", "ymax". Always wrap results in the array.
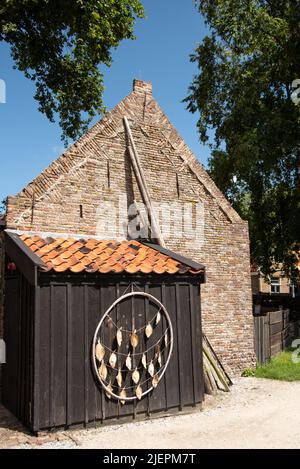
[{"xmin": 18, "ymin": 234, "xmax": 204, "ymax": 276}]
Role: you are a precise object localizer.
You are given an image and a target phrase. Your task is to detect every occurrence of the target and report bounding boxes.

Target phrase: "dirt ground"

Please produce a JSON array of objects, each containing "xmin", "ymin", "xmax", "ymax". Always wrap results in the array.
[{"xmin": 1, "ymin": 377, "xmax": 300, "ymax": 449}]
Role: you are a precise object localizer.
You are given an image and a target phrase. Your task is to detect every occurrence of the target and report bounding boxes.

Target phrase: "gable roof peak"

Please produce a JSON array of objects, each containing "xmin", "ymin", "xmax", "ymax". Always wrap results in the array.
[{"xmin": 132, "ymin": 78, "xmax": 152, "ymax": 95}]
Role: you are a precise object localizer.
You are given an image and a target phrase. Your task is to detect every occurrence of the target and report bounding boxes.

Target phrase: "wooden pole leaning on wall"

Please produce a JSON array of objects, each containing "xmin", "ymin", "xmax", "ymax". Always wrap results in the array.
[{"xmin": 123, "ymin": 116, "xmax": 166, "ymax": 247}]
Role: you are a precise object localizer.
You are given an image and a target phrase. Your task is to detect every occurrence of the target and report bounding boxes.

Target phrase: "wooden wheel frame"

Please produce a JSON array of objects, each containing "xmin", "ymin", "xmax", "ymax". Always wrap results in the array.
[{"xmin": 92, "ymin": 291, "xmax": 174, "ymax": 402}]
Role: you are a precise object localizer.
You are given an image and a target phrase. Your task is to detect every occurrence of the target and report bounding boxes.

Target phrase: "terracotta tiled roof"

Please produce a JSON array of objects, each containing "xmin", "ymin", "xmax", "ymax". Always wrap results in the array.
[{"xmin": 18, "ymin": 234, "xmax": 204, "ymax": 275}]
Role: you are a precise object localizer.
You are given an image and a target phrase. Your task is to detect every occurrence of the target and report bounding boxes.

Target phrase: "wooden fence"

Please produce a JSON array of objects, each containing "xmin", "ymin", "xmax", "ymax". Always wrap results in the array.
[{"xmin": 254, "ymin": 309, "xmax": 300, "ymax": 364}]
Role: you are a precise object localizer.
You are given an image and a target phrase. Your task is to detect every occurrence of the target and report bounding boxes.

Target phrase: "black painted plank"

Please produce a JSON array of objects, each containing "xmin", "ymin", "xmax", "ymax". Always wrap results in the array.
[
  {"xmin": 163, "ymin": 284, "xmax": 180, "ymax": 409},
  {"xmin": 148, "ymin": 284, "xmax": 166, "ymax": 413},
  {"xmin": 87, "ymin": 284, "xmax": 102, "ymax": 423},
  {"xmin": 132, "ymin": 285, "xmax": 148, "ymax": 415},
  {"xmin": 69, "ymin": 285, "xmax": 85, "ymax": 425},
  {"xmin": 84, "ymin": 285, "xmax": 89, "ymax": 425},
  {"xmin": 38, "ymin": 286, "xmax": 51, "ymax": 429},
  {"xmin": 2, "ymin": 277, "xmax": 20, "ymax": 416},
  {"xmin": 52, "ymin": 285, "xmax": 67, "ymax": 427},
  {"xmin": 192, "ymin": 283, "xmax": 204, "ymax": 403}
]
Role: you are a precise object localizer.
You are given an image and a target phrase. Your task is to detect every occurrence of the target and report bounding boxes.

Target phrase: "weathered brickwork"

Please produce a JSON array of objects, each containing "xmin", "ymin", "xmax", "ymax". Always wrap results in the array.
[{"xmin": 4, "ymin": 79, "xmax": 255, "ymax": 375}]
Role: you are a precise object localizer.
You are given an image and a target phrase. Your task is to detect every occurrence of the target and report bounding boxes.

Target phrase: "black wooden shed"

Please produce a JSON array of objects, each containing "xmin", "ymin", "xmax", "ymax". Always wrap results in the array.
[{"xmin": 2, "ymin": 230, "xmax": 205, "ymax": 432}]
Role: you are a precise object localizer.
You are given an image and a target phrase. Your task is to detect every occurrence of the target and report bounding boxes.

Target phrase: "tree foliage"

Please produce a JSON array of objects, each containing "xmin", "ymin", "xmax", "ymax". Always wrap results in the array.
[
  {"xmin": 0, "ymin": 0, "xmax": 144, "ymax": 143},
  {"xmin": 186, "ymin": 0, "xmax": 300, "ymax": 277}
]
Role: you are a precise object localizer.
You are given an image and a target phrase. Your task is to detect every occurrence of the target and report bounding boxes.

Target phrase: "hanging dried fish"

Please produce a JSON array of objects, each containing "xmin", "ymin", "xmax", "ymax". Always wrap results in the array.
[
  {"xmin": 132, "ymin": 367, "xmax": 140, "ymax": 384},
  {"xmin": 116, "ymin": 327, "xmax": 122, "ymax": 347},
  {"xmin": 135, "ymin": 385, "xmax": 143, "ymax": 400},
  {"xmin": 152, "ymin": 374, "xmax": 159, "ymax": 388},
  {"xmin": 98, "ymin": 360, "xmax": 107, "ymax": 381},
  {"xmin": 154, "ymin": 344, "xmax": 160, "ymax": 359},
  {"xmin": 148, "ymin": 360, "xmax": 154, "ymax": 377},
  {"xmin": 130, "ymin": 329, "xmax": 139, "ymax": 349},
  {"xmin": 156, "ymin": 310, "xmax": 161, "ymax": 325},
  {"xmin": 105, "ymin": 381, "xmax": 113, "ymax": 399},
  {"xmin": 119, "ymin": 388, "xmax": 126, "ymax": 405},
  {"xmin": 95, "ymin": 340, "xmax": 105, "ymax": 362},
  {"xmin": 106, "ymin": 317, "xmax": 113, "ymax": 330},
  {"xmin": 145, "ymin": 323, "xmax": 153, "ymax": 339},
  {"xmin": 126, "ymin": 353, "xmax": 132, "ymax": 371},
  {"xmin": 164, "ymin": 331, "xmax": 169, "ymax": 347},
  {"xmin": 109, "ymin": 352, "xmax": 117, "ymax": 369},
  {"xmin": 116, "ymin": 368, "xmax": 122, "ymax": 388},
  {"xmin": 158, "ymin": 352, "xmax": 162, "ymax": 367},
  {"xmin": 141, "ymin": 353, "xmax": 147, "ymax": 369}
]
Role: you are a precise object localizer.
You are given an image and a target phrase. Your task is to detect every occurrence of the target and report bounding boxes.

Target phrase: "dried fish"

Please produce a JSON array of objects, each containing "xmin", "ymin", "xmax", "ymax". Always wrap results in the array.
[
  {"xmin": 105, "ymin": 381, "xmax": 113, "ymax": 399},
  {"xmin": 126, "ymin": 353, "xmax": 132, "ymax": 371},
  {"xmin": 95, "ymin": 340, "xmax": 105, "ymax": 362},
  {"xmin": 164, "ymin": 331, "xmax": 169, "ymax": 347},
  {"xmin": 158, "ymin": 352, "xmax": 162, "ymax": 367},
  {"xmin": 152, "ymin": 374, "xmax": 159, "ymax": 388},
  {"xmin": 132, "ymin": 368, "xmax": 140, "ymax": 384},
  {"xmin": 98, "ymin": 360, "xmax": 107, "ymax": 381},
  {"xmin": 116, "ymin": 327, "xmax": 123, "ymax": 347},
  {"xmin": 135, "ymin": 385, "xmax": 143, "ymax": 400},
  {"xmin": 154, "ymin": 345, "xmax": 160, "ymax": 359},
  {"xmin": 145, "ymin": 323, "xmax": 153, "ymax": 339},
  {"xmin": 148, "ymin": 360, "xmax": 154, "ymax": 377},
  {"xmin": 109, "ymin": 352, "xmax": 117, "ymax": 369},
  {"xmin": 130, "ymin": 330, "xmax": 139, "ymax": 349},
  {"xmin": 119, "ymin": 388, "xmax": 126, "ymax": 405},
  {"xmin": 106, "ymin": 317, "xmax": 113, "ymax": 329},
  {"xmin": 116, "ymin": 368, "xmax": 122, "ymax": 388},
  {"xmin": 156, "ymin": 310, "xmax": 161, "ymax": 325},
  {"xmin": 141, "ymin": 353, "xmax": 147, "ymax": 369}
]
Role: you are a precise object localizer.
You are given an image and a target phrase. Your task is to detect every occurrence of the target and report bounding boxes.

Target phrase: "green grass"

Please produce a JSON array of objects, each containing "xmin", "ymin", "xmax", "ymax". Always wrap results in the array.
[{"xmin": 253, "ymin": 350, "xmax": 300, "ymax": 381}]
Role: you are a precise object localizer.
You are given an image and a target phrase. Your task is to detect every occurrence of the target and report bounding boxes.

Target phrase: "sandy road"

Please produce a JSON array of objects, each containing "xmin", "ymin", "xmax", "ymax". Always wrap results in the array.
[{"xmin": 16, "ymin": 377, "xmax": 300, "ymax": 449}]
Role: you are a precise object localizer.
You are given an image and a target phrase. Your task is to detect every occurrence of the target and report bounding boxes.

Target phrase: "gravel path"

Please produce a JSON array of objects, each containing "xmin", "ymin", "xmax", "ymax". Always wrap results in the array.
[{"xmin": 11, "ymin": 377, "xmax": 300, "ymax": 449}]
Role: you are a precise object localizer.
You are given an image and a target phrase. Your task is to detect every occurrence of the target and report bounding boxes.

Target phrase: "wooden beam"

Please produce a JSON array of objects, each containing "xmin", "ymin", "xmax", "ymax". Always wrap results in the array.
[{"xmin": 123, "ymin": 116, "xmax": 166, "ymax": 247}]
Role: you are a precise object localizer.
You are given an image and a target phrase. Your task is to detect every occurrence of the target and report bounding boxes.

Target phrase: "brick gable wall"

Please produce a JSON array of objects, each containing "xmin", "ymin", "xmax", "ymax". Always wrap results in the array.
[{"xmin": 3, "ymin": 80, "xmax": 255, "ymax": 375}]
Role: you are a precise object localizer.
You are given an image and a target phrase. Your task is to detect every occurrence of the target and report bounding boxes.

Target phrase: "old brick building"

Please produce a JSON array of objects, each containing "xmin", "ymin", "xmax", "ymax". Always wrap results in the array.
[{"xmin": 1, "ymin": 80, "xmax": 255, "ymax": 376}]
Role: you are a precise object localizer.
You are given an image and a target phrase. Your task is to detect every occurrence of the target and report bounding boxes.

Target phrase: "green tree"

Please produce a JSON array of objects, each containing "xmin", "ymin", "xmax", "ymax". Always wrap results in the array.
[
  {"xmin": 186, "ymin": 0, "xmax": 300, "ymax": 277},
  {"xmin": 0, "ymin": 0, "xmax": 144, "ymax": 143}
]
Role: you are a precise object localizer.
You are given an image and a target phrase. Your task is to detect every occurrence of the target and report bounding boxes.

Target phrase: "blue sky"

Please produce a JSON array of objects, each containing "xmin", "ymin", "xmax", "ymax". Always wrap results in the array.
[{"xmin": 0, "ymin": 0, "xmax": 210, "ymax": 203}]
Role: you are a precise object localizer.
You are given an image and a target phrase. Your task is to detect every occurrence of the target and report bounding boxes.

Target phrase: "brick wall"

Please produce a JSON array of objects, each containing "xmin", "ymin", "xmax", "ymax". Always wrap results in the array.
[{"xmin": 4, "ymin": 80, "xmax": 255, "ymax": 375}]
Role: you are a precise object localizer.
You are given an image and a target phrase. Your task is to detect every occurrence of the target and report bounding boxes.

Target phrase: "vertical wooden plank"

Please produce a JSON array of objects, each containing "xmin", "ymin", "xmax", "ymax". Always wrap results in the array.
[
  {"xmin": 118, "ymin": 283, "xmax": 135, "ymax": 418},
  {"xmin": 69, "ymin": 285, "xmax": 85, "ymax": 425},
  {"xmin": 163, "ymin": 284, "xmax": 179, "ymax": 409},
  {"xmin": 2, "ymin": 277, "xmax": 20, "ymax": 417},
  {"xmin": 115, "ymin": 283, "xmax": 120, "ymax": 420},
  {"xmin": 161, "ymin": 283, "xmax": 168, "ymax": 411},
  {"xmin": 33, "ymin": 283, "xmax": 40, "ymax": 431},
  {"xmin": 189, "ymin": 284, "xmax": 197, "ymax": 406},
  {"xmin": 131, "ymin": 282, "xmax": 148, "ymax": 416},
  {"xmin": 175, "ymin": 283, "xmax": 183, "ymax": 410},
  {"xmin": 131, "ymin": 285, "xmax": 137, "ymax": 420},
  {"xmin": 99, "ymin": 285, "xmax": 105, "ymax": 422},
  {"xmin": 52, "ymin": 285, "xmax": 67, "ymax": 427},
  {"xmin": 67, "ymin": 283, "xmax": 72, "ymax": 426},
  {"xmin": 194, "ymin": 283, "xmax": 204, "ymax": 403},
  {"xmin": 49, "ymin": 284, "xmax": 54, "ymax": 428},
  {"xmin": 177, "ymin": 283, "xmax": 193, "ymax": 406},
  {"xmin": 84, "ymin": 285, "xmax": 89, "ymax": 425},
  {"xmin": 87, "ymin": 284, "xmax": 100, "ymax": 424},
  {"xmin": 38, "ymin": 285, "xmax": 50, "ymax": 429},
  {"xmin": 144, "ymin": 283, "xmax": 151, "ymax": 417},
  {"xmin": 148, "ymin": 284, "xmax": 166, "ymax": 412}
]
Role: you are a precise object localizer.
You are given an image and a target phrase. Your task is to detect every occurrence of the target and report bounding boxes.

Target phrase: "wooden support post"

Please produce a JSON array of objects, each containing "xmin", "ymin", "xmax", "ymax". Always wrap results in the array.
[{"xmin": 123, "ymin": 116, "xmax": 166, "ymax": 247}]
